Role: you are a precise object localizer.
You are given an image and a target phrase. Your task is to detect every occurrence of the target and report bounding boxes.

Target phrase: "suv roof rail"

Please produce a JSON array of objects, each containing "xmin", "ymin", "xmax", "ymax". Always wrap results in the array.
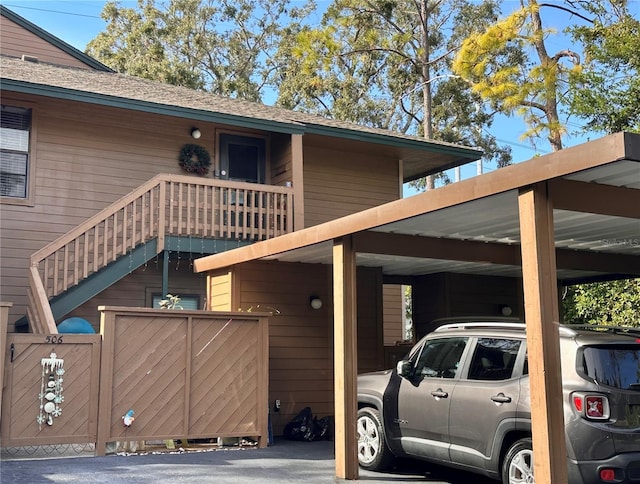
[
  {"xmin": 434, "ymin": 322, "xmax": 526, "ymax": 332},
  {"xmin": 561, "ymin": 324, "xmax": 640, "ymax": 337}
]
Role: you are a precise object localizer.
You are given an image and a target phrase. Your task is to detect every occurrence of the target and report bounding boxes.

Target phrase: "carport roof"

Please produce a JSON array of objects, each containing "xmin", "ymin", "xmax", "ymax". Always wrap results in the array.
[{"xmin": 194, "ymin": 132, "xmax": 640, "ymax": 282}]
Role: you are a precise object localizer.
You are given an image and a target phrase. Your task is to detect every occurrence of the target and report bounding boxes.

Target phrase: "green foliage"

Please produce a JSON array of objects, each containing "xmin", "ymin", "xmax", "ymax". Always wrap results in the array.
[
  {"xmin": 562, "ymin": 279, "xmax": 640, "ymax": 327},
  {"xmin": 453, "ymin": 0, "xmax": 639, "ymax": 150},
  {"xmin": 87, "ymin": 0, "xmax": 314, "ymax": 100},
  {"xmin": 274, "ymin": 0, "xmax": 512, "ymax": 180},
  {"xmin": 452, "ymin": 0, "xmax": 581, "ymax": 151},
  {"xmin": 568, "ymin": 5, "xmax": 640, "ymax": 133}
]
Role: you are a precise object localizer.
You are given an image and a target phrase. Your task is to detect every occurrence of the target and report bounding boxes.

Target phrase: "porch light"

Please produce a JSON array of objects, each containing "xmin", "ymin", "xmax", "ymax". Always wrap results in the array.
[
  {"xmin": 191, "ymin": 127, "xmax": 201, "ymax": 139},
  {"xmin": 310, "ymin": 296, "xmax": 322, "ymax": 310}
]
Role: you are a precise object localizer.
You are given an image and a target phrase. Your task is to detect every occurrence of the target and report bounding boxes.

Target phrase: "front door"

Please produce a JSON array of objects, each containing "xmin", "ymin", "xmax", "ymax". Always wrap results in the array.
[
  {"xmin": 394, "ymin": 337, "xmax": 469, "ymax": 462},
  {"xmin": 218, "ymin": 133, "xmax": 266, "ymax": 183}
]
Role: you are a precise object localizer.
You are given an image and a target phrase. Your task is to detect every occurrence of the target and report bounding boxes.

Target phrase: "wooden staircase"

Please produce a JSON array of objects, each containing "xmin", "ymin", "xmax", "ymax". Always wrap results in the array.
[{"xmin": 27, "ymin": 174, "xmax": 293, "ymax": 333}]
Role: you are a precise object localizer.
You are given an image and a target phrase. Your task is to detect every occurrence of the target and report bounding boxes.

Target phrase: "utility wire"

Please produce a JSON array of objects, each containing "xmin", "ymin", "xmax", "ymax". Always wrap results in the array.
[{"xmin": 2, "ymin": 3, "xmax": 101, "ymax": 19}]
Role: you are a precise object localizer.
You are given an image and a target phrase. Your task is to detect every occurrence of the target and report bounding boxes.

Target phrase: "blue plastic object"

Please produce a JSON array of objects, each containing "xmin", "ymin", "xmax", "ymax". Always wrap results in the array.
[{"xmin": 57, "ymin": 317, "xmax": 96, "ymax": 333}]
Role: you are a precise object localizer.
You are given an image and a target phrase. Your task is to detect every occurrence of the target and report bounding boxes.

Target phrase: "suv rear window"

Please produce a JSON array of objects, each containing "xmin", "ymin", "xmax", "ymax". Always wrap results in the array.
[{"xmin": 581, "ymin": 345, "xmax": 640, "ymax": 390}]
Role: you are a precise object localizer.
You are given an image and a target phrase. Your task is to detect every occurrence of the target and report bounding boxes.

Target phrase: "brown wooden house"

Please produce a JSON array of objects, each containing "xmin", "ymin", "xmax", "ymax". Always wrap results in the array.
[
  {"xmin": 1, "ymin": 7, "xmax": 639, "ymax": 480},
  {"xmin": 0, "ymin": 5, "xmax": 482, "ymax": 433}
]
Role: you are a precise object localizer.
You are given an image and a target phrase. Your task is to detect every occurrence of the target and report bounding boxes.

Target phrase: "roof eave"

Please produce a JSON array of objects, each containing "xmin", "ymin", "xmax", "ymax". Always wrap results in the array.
[
  {"xmin": 1, "ymin": 78, "xmax": 307, "ymax": 135},
  {"xmin": 304, "ymin": 122, "xmax": 483, "ymax": 160}
]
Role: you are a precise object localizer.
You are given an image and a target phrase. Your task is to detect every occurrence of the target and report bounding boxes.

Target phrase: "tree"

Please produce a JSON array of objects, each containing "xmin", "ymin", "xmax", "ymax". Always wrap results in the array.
[
  {"xmin": 452, "ymin": 0, "xmax": 587, "ymax": 152},
  {"xmin": 562, "ymin": 279, "xmax": 640, "ymax": 327},
  {"xmin": 568, "ymin": 1, "xmax": 640, "ymax": 134},
  {"xmin": 87, "ymin": 0, "xmax": 314, "ymax": 101},
  {"xmin": 274, "ymin": 0, "xmax": 512, "ymax": 188}
]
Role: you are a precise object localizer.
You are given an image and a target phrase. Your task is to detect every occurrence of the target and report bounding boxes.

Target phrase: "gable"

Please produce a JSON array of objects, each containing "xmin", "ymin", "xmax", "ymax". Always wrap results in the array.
[{"xmin": 0, "ymin": 6, "xmax": 110, "ymax": 71}]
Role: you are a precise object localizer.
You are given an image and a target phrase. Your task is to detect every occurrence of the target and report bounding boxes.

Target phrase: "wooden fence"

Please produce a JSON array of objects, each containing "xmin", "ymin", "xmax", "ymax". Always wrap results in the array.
[
  {"xmin": 1, "ymin": 307, "xmax": 270, "ymax": 454},
  {"xmin": 1, "ymin": 333, "xmax": 101, "ymax": 446}
]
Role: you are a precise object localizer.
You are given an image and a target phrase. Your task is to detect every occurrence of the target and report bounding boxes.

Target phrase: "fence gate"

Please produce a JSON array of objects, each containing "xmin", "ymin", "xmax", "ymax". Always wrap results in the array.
[{"xmin": 1, "ymin": 334, "xmax": 101, "ymax": 446}]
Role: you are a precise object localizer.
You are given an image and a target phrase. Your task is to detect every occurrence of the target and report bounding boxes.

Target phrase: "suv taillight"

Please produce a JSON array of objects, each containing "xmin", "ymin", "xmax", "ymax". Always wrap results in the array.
[{"xmin": 572, "ymin": 393, "xmax": 610, "ymax": 420}]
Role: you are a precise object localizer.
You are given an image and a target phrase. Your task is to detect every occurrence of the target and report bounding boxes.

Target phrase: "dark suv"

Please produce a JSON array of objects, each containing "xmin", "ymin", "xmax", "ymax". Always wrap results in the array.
[{"xmin": 357, "ymin": 320, "xmax": 640, "ymax": 483}]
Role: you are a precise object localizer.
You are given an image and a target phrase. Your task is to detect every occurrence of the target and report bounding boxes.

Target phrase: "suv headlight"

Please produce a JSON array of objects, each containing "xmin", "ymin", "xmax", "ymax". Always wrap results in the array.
[{"xmin": 572, "ymin": 392, "xmax": 610, "ymax": 420}]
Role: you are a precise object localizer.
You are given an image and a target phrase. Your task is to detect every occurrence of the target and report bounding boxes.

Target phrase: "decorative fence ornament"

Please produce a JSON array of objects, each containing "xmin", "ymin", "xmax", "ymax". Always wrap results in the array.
[
  {"xmin": 37, "ymin": 352, "xmax": 65, "ymax": 429},
  {"xmin": 122, "ymin": 409, "xmax": 135, "ymax": 426}
]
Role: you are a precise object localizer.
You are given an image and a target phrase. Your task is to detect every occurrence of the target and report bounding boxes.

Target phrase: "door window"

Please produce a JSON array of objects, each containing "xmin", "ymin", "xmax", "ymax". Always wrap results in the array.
[
  {"xmin": 467, "ymin": 338, "xmax": 522, "ymax": 381},
  {"xmin": 219, "ymin": 134, "xmax": 265, "ymax": 183},
  {"xmin": 413, "ymin": 337, "xmax": 468, "ymax": 379}
]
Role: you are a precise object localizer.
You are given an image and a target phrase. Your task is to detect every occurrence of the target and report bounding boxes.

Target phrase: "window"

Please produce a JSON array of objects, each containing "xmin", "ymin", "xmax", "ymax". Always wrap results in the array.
[
  {"xmin": 413, "ymin": 337, "xmax": 468, "ymax": 379},
  {"xmin": 468, "ymin": 338, "xmax": 522, "ymax": 381},
  {"xmin": 1, "ymin": 105, "xmax": 32, "ymax": 199},
  {"xmin": 219, "ymin": 133, "xmax": 266, "ymax": 183},
  {"xmin": 581, "ymin": 345, "xmax": 640, "ymax": 390}
]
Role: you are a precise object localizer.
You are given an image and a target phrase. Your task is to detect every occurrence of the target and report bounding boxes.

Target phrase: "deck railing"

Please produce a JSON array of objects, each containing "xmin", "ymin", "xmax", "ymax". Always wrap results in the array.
[{"xmin": 28, "ymin": 174, "xmax": 293, "ymax": 333}]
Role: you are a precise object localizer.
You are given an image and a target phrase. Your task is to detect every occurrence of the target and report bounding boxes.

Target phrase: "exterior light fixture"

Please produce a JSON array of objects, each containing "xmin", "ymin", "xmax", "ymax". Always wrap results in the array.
[
  {"xmin": 310, "ymin": 296, "xmax": 322, "ymax": 310},
  {"xmin": 191, "ymin": 127, "xmax": 201, "ymax": 139}
]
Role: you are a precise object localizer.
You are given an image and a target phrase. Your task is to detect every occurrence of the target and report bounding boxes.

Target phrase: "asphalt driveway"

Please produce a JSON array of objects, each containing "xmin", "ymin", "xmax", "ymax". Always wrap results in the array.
[{"xmin": 0, "ymin": 439, "xmax": 496, "ymax": 483}]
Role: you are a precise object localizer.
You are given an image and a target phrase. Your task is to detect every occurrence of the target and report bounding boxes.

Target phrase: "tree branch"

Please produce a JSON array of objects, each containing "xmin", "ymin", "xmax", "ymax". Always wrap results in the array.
[
  {"xmin": 521, "ymin": 99, "xmax": 547, "ymax": 112},
  {"xmin": 539, "ymin": 3, "xmax": 593, "ymax": 23},
  {"xmin": 552, "ymin": 49, "xmax": 581, "ymax": 65}
]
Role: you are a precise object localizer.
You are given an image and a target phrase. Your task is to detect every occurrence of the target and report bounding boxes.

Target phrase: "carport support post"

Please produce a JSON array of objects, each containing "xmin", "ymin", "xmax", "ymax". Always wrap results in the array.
[
  {"xmin": 518, "ymin": 183, "xmax": 568, "ymax": 483},
  {"xmin": 333, "ymin": 236, "xmax": 359, "ymax": 480}
]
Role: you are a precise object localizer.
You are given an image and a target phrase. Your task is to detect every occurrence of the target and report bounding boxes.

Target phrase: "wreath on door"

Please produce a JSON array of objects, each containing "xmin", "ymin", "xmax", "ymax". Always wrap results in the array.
[{"xmin": 178, "ymin": 144, "xmax": 211, "ymax": 175}]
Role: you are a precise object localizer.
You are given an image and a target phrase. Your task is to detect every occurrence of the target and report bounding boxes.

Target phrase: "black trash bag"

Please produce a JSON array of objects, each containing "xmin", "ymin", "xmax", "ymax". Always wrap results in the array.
[
  {"xmin": 283, "ymin": 406, "xmax": 316, "ymax": 441},
  {"xmin": 313, "ymin": 415, "xmax": 334, "ymax": 441}
]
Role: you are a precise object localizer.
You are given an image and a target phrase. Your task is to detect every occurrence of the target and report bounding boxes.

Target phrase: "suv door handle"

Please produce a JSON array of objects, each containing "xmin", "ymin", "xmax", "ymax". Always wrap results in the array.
[
  {"xmin": 431, "ymin": 389, "xmax": 449, "ymax": 399},
  {"xmin": 491, "ymin": 393, "xmax": 512, "ymax": 404}
]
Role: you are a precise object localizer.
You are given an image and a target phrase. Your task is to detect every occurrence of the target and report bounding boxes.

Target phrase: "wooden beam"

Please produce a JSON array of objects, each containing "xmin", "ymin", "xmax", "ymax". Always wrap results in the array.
[
  {"xmin": 518, "ymin": 183, "xmax": 567, "ymax": 483},
  {"xmin": 194, "ymin": 133, "xmax": 638, "ymax": 273},
  {"xmin": 549, "ymin": 179, "xmax": 640, "ymax": 218},
  {"xmin": 291, "ymin": 133, "xmax": 305, "ymax": 230},
  {"xmin": 353, "ymin": 231, "xmax": 521, "ymax": 265},
  {"xmin": 0, "ymin": 302, "xmax": 12, "ymax": 423},
  {"xmin": 333, "ymin": 236, "xmax": 359, "ymax": 480},
  {"xmin": 556, "ymin": 249, "xmax": 640, "ymax": 275},
  {"xmin": 353, "ymin": 231, "xmax": 640, "ymax": 276}
]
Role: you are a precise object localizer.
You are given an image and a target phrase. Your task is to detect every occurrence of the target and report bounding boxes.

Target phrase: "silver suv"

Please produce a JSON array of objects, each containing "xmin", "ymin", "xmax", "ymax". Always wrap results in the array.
[{"xmin": 357, "ymin": 320, "xmax": 640, "ymax": 483}]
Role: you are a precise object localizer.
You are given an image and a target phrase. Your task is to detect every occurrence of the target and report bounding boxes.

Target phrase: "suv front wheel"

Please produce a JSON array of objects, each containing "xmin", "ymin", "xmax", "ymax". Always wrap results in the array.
[
  {"xmin": 356, "ymin": 407, "xmax": 394, "ymax": 471},
  {"xmin": 502, "ymin": 438, "xmax": 534, "ymax": 484}
]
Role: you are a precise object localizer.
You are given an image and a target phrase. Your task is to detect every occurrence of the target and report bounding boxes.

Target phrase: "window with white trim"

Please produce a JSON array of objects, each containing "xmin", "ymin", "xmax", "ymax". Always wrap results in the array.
[{"xmin": 1, "ymin": 105, "xmax": 32, "ymax": 199}]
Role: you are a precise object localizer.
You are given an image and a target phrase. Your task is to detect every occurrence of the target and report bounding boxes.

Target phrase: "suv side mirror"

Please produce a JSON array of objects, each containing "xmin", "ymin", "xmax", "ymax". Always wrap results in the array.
[{"xmin": 397, "ymin": 359, "xmax": 413, "ymax": 379}]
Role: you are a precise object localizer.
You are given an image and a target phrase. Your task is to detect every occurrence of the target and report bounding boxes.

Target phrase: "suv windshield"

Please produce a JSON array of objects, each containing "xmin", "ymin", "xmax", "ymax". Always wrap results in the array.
[{"xmin": 581, "ymin": 345, "xmax": 640, "ymax": 390}]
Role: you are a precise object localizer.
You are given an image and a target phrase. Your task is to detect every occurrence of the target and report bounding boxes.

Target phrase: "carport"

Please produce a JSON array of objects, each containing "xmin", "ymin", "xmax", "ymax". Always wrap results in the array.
[{"xmin": 194, "ymin": 132, "xmax": 640, "ymax": 481}]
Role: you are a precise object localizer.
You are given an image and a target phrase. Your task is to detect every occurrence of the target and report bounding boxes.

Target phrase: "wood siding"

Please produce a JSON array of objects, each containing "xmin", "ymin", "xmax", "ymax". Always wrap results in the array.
[
  {"xmin": 270, "ymin": 132, "xmax": 292, "ymax": 187},
  {"xmin": 413, "ymin": 273, "xmax": 524, "ymax": 337},
  {"xmin": 209, "ymin": 270, "xmax": 234, "ymax": 311},
  {"xmin": 207, "ymin": 260, "xmax": 382, "ymax": 435},
  {"xmin": 382, "ymin": 284, "xmax": 404, "ymax": 345},
  {"xmin": 0, "ymin": 15, "xmax": 92, "ymax": 69},
  {"xmin": 357, "ymin": 268, "xmax": 384, "ymax": 374},
  {"xmin": 302, "ymin": 144, "xmax": 400, "ymax": 227}
]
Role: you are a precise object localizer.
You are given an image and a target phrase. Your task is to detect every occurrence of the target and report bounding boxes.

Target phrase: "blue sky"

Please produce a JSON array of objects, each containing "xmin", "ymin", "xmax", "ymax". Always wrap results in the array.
[{"xmin": 3, "ymin": 0, "xmax": 632, "ymax": 182}]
